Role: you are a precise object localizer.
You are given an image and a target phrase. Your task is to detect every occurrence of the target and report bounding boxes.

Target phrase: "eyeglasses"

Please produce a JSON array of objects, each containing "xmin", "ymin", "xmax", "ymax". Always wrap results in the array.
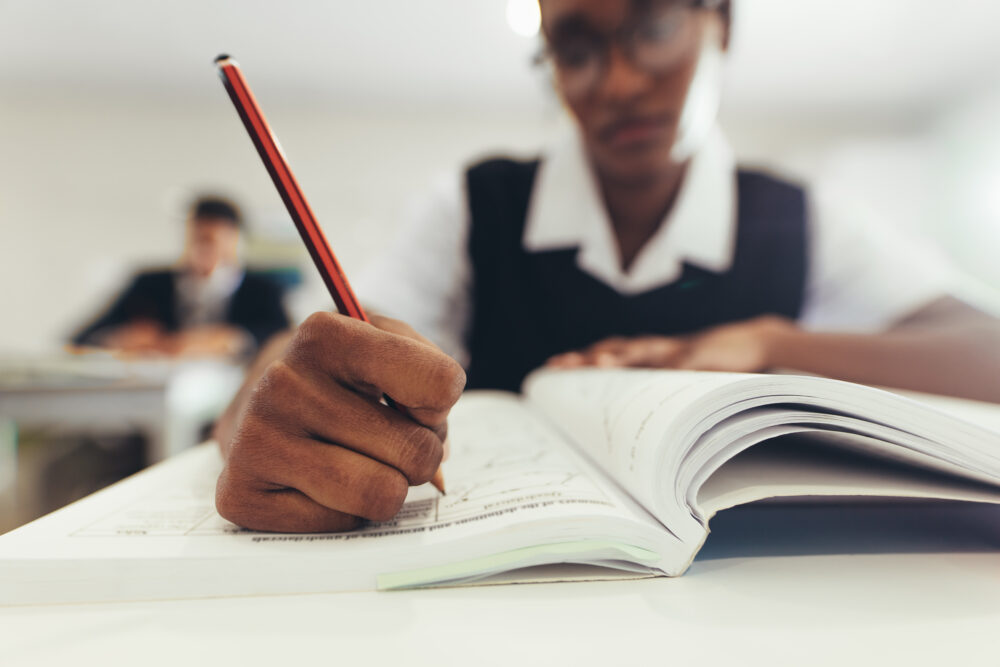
[{"xmin": 536, "ymin": 0, "xmax": 723, "ymax": 99}]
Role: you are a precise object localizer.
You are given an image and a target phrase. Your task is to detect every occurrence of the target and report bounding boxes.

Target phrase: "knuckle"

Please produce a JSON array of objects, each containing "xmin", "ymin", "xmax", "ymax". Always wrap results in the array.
[
  {"xmin": 421, "ymin": 355, "xmax": 467, "ymax": 410},
  {"xmin": 245, "ymin": 361, "xmax": 299, "ymax": 426},
  {"xmin": 293, "ymin": 312, "xmax": 352, "ymax": 362},
  {"xmin": 396, "ymin": 425, "xmax": 443, "ymax": 484},
  {"xmin": 359, "ymin": 469, "xmax": 409, "ymax": 522},
  {"xmin": 296, "ymin": 311, "xmax": 336, "ymax": 346},
  {"xmin": 259, "ymin": 360, "xmax": 298, "ymax": 395}
]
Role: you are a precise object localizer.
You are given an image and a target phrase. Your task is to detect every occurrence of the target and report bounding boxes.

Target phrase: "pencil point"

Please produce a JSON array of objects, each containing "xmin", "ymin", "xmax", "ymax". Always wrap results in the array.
[
  {"xmin": 214, "ymin": 53, "xmax": 231, "ymax": 64},
  {"xmin": 431, "ymin": 469, "xmax": 446, "ymax": 495}
]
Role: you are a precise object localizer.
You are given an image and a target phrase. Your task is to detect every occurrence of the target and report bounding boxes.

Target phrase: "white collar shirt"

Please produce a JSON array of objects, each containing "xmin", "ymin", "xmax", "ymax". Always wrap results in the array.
[
  {"xmin": 175, "ymin": 265, "xmax": 245, "ymax": 329},
  {"xmin": 523, "ymin": 127, "xmax": 736, "ymax": 294},
  {"xmin": 356, "ymin": 128, "xmax": 963, "ymax": 368}
]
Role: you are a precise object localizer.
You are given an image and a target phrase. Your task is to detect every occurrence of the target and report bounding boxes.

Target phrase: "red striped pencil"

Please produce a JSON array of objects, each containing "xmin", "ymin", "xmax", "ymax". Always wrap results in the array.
[{"xmin": 214, "ymin": 54, "xmax": 445, "ymax": 495}]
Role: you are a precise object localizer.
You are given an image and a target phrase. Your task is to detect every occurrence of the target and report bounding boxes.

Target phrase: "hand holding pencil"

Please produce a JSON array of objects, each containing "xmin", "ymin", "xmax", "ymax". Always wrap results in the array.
[
  {"xmin": 215, "ymin": 312, "xmax": 464, "ymax": 532},
  {"xmin": 212, "ymin": 56, "xmax": 464, "ymax": 532}
]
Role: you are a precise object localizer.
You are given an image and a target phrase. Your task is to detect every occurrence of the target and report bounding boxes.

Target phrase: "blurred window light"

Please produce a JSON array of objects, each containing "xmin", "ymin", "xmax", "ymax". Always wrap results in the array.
[{"xmin": 507, "ymin": 0, "xmax": 540, "ymax": 37}]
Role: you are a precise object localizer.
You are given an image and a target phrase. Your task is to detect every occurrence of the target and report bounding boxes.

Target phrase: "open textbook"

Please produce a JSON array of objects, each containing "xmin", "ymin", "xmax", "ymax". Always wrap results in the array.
[{"xmin": 3, "ymin": 368, "xmax": 1000, "ymax": 605}]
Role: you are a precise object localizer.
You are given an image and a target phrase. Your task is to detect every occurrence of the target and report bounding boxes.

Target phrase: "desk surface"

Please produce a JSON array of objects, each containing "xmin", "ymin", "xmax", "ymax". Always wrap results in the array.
[
  {"xmin": 3, "ymin": 500, "xmax": 999, "ymax": 667},
  {"xmin": 5, "ymin": 387, "xmax": 1000, "ymax": 667}
]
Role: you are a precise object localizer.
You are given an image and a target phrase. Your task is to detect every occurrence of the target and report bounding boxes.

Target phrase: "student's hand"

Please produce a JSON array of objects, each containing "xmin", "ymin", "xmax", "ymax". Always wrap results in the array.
[
  {"xmin": 214, "ymin": 312, "xmax": 466, "ymax": 533},
  {"xmin": 546, "ymin": 316, "xmax": 796, "ymax": 373},
  {"xmin": 165, "ymin": 325, "xmax": 250, "ymax": 358},
  {"xmin": 102, "ymin": 321, "xmax": 170, "ymax": 355}
]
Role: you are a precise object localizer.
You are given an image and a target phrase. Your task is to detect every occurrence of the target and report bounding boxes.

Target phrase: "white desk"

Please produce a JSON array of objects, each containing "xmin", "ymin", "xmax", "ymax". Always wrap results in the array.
[
  {"xmin": 4, "ymin": 387, "xmax": 1000, "ymax": 667},
  {"xmin": 0, "ymin": 356, "xmax": 243, "ymax": 465},
  {"xmin": 2, "ymin": 501, "xmax": 998, "ymax": 667}
]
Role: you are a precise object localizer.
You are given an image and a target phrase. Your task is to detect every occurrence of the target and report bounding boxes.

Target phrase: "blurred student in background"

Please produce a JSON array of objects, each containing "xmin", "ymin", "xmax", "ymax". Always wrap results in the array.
[
  {"xmin": 73, "ymin": 196, "xmax": 290, "ymax": 358},
  {"xmin": 212, "ymin": 0, "xmax": 1000, "ymax": 532}
]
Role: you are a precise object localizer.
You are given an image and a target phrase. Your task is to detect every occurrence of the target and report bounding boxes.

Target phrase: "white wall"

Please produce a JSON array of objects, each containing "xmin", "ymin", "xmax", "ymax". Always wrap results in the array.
[
  {"xmin": 3, "ymin": 87, "xmax": 1000, "ymax": 354},
  {"xmin": 0, "ymin": 93, "xmax": 559, "ymax": 352},
  {"xmin": 931, "ymin": 89, "xmax": 1000, "ymax": 288}
]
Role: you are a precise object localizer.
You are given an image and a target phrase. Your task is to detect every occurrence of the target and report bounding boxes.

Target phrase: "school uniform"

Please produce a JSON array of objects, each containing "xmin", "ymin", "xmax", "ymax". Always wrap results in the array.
[
  {"xmin": 357, "ymin": 128, "xmax": 961, "ymax": 391},
  {"xmin": 72, "ymin": 267, "xmax": 290, "ymax": 351}
]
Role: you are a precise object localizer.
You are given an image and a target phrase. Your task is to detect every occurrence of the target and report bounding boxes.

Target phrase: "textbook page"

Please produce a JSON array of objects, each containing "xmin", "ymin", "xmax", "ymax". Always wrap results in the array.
[
  {"xmin": 525, "ymin": 368, "xmax": 743, "ymax": 523},
  {"xmin": 696, "ymin": 433, "xmax": 1000, "ymax": 516},
  {"xmin": 62, "ymin": 394, "xmax": 659, "ymax": 543},
  {"xmin": 526, "ymin": 368, "xmax": 1000, "ymax": 539},
  {"xmin": 0, "ymin": 392, "xmax": 677, "ymax": 604}
]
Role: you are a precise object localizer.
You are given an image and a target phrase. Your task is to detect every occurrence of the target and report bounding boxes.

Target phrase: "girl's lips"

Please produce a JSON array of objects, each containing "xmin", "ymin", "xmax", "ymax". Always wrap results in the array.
[{"xmin": 600, "ymin": 114, "xmax": 671, "ymax": 148}]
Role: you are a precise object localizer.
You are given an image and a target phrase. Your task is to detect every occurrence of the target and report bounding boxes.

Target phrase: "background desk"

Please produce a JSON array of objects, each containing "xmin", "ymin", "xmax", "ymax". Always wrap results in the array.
[
  {"xmin": 0, "ymin": 356, "xmax": 243, "ymax": 530},
  {"xmin": 3, "ymin": 501, "xmax": 999, "ymax": 667},
  {"xmin": 0, "ymin": 355, "xmax": 244, "ymax": 463}
]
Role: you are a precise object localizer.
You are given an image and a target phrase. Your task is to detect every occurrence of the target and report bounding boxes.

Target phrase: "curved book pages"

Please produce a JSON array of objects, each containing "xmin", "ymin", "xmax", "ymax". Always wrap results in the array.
[{"xmin": 2, "ymin": 368, "xmax": 1000, "ymax": 604}]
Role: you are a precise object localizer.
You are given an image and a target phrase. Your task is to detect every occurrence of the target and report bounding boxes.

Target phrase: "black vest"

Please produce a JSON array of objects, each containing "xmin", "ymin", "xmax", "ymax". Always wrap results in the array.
[{"xmin": 465, "ymin": 158, "xmax": 808, "ymax": 391}]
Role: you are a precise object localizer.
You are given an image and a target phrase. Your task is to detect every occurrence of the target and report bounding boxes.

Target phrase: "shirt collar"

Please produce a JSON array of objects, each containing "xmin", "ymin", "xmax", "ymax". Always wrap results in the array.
[
  {"xmin": 176, "ymin": 264, "xmax": 245, "ymax": 299},
  {"xmin": 522, "ymin": 126, "xmax": 737, "ymax": 294}
]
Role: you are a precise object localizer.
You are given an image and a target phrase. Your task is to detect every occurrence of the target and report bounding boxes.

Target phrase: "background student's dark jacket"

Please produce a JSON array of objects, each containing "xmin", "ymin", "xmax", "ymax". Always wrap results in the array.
[{"xmin": 72, "ymin": 269, "xmax": 290, "ymax": 350}]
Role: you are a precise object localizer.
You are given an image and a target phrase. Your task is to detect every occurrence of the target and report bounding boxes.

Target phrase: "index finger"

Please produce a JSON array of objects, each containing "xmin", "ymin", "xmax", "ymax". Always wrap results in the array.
[
  {"xmin": 285, "ymin": 312, "xmax": 466, "ymax": 428},
  {"xmin": 616, "ymin": 336, "xmax": 689, "ymax": 367}
]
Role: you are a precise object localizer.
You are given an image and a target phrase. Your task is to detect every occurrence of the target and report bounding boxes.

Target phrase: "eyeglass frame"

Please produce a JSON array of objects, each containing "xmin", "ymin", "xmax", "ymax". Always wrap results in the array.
[{"xmin": 534, "ymin": 0, "xmax": 725, "ymax": 98}]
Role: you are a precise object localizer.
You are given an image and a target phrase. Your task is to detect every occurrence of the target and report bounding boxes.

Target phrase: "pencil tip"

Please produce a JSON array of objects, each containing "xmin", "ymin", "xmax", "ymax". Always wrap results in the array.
[
  {"xmin": 431, "ymin": 469, "xmax": 446, "ymax": 496},
  {"xmin": 214, "ymin": 53, "xmax": 231, "ymax": 64}
]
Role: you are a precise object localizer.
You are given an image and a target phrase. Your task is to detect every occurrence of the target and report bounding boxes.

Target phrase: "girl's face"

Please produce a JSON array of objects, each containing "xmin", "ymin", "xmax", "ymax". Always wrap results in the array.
[{"xmin": 540, "ymin": 0, "xmax": 724, "ymax": 184}]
